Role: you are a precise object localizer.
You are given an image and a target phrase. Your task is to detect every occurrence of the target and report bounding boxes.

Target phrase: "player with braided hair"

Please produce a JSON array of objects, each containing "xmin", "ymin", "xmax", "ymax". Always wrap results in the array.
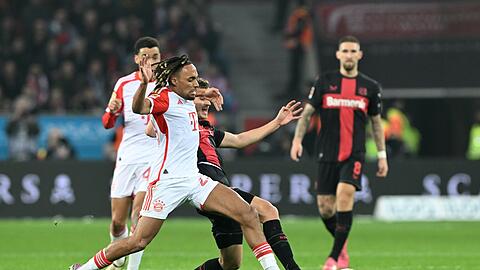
[
  {"xmin": 69, "ymin": 55, "xmax": 280, "ymax": 270},
  {"xmin": 145, "ymin": 78, "xmax": 304, "ymax": 270}
]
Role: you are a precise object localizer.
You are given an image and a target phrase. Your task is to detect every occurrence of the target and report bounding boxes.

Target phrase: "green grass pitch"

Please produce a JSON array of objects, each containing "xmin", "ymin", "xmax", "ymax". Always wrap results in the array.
[{"xmin": 0, "ymin": 217, "xmax": 478, "ymax": 270}]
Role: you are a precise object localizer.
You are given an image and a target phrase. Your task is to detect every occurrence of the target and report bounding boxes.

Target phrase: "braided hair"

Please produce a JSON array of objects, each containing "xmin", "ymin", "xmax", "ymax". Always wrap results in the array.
[{"xmin": 153, "ymin": 54, "xmax": 191, "ymax": 92}]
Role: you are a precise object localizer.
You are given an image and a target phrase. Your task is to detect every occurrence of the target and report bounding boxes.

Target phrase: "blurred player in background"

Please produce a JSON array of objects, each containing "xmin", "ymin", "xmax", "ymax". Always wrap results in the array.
[
  {"xmin": 69, "ymin": 55, "xmax": 281, "ymax": 270},
  {"xmin": 146, "ymin": 78, "xmax": 303, "ymax": 270},
  {"xmin": 100, "ymin": 36, "xmax": 160, "ymax": 270},
  {"xmin": 290, "ymin": 36, "xmax": 388, "ymax": 270}
]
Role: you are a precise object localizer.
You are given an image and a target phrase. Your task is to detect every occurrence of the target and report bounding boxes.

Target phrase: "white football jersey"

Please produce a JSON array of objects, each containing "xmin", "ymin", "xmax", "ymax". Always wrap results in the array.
[
  {"xmin": 110, "ymin": 71, "xmax": 157, "ymax": 164},
  {"xmin": 147, "ymin": 87, "xmax": 200, "ymax": 184}
]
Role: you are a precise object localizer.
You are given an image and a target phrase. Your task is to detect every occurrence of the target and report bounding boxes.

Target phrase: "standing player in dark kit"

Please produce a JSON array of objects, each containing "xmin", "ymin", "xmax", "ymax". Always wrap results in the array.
[
  {"xmin": 147, "ymin": 78, "xmax": 303, "ymax": 270},
  {"xmin": 290, "ymin": 36, "xmax": 388, "ymax": 270}
]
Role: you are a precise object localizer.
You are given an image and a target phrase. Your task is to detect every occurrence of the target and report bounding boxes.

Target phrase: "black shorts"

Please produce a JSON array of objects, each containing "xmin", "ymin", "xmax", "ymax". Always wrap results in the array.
[
  {"xmin": 315, "ymin": 156, "xmax": 364, "ymax": 194},
  {"xmin": 196, "ymin": 188, "xmax": 255, "ymax": 249}
]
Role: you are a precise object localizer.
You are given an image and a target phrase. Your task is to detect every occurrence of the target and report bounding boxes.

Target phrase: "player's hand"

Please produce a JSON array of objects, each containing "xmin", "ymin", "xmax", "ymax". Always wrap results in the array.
[
  {"xmin": 139, "ymin": 56, "xmax": 154, "ymax": 84},
  {"xmin": 107, "ymin": 93, "xmax": 122, "ymax": 113},
  {"xmin": 201, "ymin": 87, "xmax": 224, "ymax": 111},
  {"xmin": 290, "ymin": 138, "xmax": 303, "ymax": 162},
  {"xmin": 377, "ymin": 158, "xmax": 388, "ymax": 177},
  {"xmin": 275, "ymin": 100, "xmax": 303, "ymax": 126}
]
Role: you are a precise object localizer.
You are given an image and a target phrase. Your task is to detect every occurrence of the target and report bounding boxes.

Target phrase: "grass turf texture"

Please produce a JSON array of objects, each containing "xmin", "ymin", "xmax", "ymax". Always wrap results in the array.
[{"xmin": 0, "ymin": 218, "xmax": 478, "ymax": 270}]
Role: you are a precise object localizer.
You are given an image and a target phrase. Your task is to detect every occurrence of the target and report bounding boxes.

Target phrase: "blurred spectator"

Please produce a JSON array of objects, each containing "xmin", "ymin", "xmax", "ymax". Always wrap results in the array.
[
  {"xmin": 385, "ymin": 100, "xmax": 421, "ymax": 158},
  {"xmin": 24, "ymin": 63, "xmax": 49, "ymax": 107},
  {"xmin": 38, "ymin": 128, "xmax": 76, "ymax": 160},
  {"xmin": 204, "ymin": 64, "xmax": 236, "ymax": 112},
  {"xmin": 86, "ymin": 59, "xmax": 107, "ymax": 104},
  {"xmin": 54, "ymin": 60, "xmax": 83, "ymax": 104},
  {"xmin": 0, "ymin": 60, "xmax": 23, "ymax": 102},
  {"xmin": 47, "ymin": 87, "xmax": 66, "ymax": 114},
  {"xmin": 5, "ymin": 95, "xmax": 40, "ymax": 161},
  {"xmin": 282, "ymin": 0, "xmax": 314, "ymax": 99},
  {"xmin": 0, "ymin": 85, "xmax": 10, "ymax": 112},
  {"xmin": 466, "ymin": 110, "xmax": 480, "ymax": 160},
  {"xmin": 72, "ymin": 86, "xmax": 102, "ymax": 113}
]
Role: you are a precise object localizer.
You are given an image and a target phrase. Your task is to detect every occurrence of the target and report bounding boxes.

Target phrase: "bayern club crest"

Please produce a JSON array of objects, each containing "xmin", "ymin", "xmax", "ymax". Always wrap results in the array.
[{"xmin": 153, "ymin": 199, "xmax": 165, "ymax": 212}]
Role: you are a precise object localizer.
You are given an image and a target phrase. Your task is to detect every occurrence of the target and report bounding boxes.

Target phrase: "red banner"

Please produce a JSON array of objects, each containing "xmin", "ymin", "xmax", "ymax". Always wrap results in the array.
[{"xmin": 316, "ymin": 2, "xmax": 480, "ymax": 41}]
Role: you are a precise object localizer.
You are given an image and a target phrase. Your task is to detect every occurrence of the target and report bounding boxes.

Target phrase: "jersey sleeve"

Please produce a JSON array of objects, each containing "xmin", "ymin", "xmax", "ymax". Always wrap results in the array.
[
  {"xmin": 306, "ymin": 77, "xmax": 323, "ymax": 109},
  {"xmin": 368, "ymin": 83, "xmax": 383, "ymax": 116},
  {"xmin": 101, "ymin": 111, "xmax": 118, "ymax": 129},
  {"xmin": 147, "ymin": 90, "xmax": 169, "ymax": 115},
  {"xmin": 102, "ymin": 79, "xmax": 125, "ymax": 129},
  {"xmin": 213, "ymin": 129, "xmax": 225, "ymax": 146}
]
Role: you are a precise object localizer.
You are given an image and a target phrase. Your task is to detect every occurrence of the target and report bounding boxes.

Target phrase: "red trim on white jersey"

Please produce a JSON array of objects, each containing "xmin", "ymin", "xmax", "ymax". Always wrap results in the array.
[
  {"xmin": 149, "ymin": 89, "xmax": 171, "ymax": 186},
  {"xmin": 102, "ymin": 72, "xmax": 137, "ymax": 129},
  {"xmin": 143, "ymin": 184, "xmax": 154, "ymax": 211},
  {"xmin": 148, "ymin": 87, "xmax": 171, "ymax": 115}
]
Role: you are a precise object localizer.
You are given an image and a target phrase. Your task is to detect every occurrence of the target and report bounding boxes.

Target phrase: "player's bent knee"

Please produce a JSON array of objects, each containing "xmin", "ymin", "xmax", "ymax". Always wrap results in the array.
[
  {"xmin": 111, "ymin": 220, "xmax": 127, "ymax": 235},
  {"xmin": 255, "ymin": 200, "xmax": 279, "ymax": 221},
  {"xmin": 317, "ymin": 200, "xmax": 335, "ymax": 218}
]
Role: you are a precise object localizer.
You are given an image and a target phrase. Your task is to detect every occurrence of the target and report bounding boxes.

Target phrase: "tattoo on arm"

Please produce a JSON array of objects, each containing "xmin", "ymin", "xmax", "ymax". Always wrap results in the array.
[
  {"xmin": 294, "ymin": 104, "xmax": 315, "ymax": 141},
  {"xmin": 371, "ymin": 115, "xmax": 386, "ymax": 151}
]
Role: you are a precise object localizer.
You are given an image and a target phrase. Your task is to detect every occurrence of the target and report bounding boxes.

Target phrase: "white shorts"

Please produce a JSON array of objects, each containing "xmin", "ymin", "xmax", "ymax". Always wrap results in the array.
[
  {"xmin": 110, "ymin": 163, "xmax": 150, "ymax": 198},
  {"xmin": 140, "ymin": 173, "xmax": 218, "ymax": 220}
]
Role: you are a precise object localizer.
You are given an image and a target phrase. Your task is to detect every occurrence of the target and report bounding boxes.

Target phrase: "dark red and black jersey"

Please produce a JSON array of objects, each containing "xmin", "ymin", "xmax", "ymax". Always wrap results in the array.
[
  {"xmin": 198, "ymin": 120, "xmax": 230, "ymax": 185},
  {"xmin": 307, "ymin": 70, "xmax": 382, "ymax": 162}
]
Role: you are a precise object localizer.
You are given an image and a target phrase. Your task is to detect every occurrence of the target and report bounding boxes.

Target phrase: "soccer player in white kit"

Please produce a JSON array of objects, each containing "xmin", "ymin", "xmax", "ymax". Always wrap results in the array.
[
  {"xmin": 101, "ymin": 37, "xmax": 159, "ymax": 270},
  {"xmin": 69, "ymin": 55, "xmax": 280, "ymax": 270}
]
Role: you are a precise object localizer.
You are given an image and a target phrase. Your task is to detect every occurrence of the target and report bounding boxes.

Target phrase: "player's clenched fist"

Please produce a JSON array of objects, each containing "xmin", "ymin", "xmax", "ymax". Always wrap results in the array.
[{"xmin": 108, "ymin": 92, "xmax": 122, "ymax": 113}]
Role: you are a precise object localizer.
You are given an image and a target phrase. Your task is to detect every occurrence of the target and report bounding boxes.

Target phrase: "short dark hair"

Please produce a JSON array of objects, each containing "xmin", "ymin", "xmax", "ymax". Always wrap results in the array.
[
  {"xmin": 197, "ymin": 78, "xmax": 209, "ymax": 89},
  {"xmin": 338, "ymin": 35, "xmax": 360, "ymax": 47},
  {"xmin": 134, "ymin": 37, "xmax": 160, "ymax": 54}
]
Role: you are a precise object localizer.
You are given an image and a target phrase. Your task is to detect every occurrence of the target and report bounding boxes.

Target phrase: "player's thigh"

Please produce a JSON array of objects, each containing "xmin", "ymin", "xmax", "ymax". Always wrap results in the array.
[
  {"xmin": 133, "ymin": 164, "xmax": 150, "ymax": 195},
  {"xmin": 339, "ymin": 158, "xmax": 364, "ymax": 191},
  {"xmin": 200, "ymin": 183, "xmax": 252, "ymax": 222},
  {"xmin": 219, "ymin": 244, "xmax": 243, "ymax": 270},
  {"xmin": 316, "ymin": 162, "xmax": 340, "ymax": 195},
  {"xmin": 111, "ymin": 164, "xmax": 138, "ymax": 198}
]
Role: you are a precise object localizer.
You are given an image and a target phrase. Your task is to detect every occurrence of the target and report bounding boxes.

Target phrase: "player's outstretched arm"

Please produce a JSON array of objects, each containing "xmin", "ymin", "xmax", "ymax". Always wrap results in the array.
[
  {"xmin": 370, "ymin": 114, "xmax": 388, "ymax": 177},
  {"xmin": 132, "ymin": 56, "xmax": 154, "ymax": 115},
  {"xmin": 290, "ymin": 103, "xmax": 315, "ymax": 161},
  {"xmin": 220, "ymin": 100, "xmax": 302, "ymax": 149}
]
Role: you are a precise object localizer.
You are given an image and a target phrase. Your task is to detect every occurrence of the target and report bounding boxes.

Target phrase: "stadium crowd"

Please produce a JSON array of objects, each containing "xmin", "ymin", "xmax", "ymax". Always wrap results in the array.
[{"xmin": 0, "ymin": 0, "xmax": 232, "ymax": 114}]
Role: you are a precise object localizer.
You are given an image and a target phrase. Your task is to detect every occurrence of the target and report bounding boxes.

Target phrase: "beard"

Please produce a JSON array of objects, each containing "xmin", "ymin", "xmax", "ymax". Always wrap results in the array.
[{"xmin": 343, "ymin": 61, "xmax": 356, "ymax": 71}]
